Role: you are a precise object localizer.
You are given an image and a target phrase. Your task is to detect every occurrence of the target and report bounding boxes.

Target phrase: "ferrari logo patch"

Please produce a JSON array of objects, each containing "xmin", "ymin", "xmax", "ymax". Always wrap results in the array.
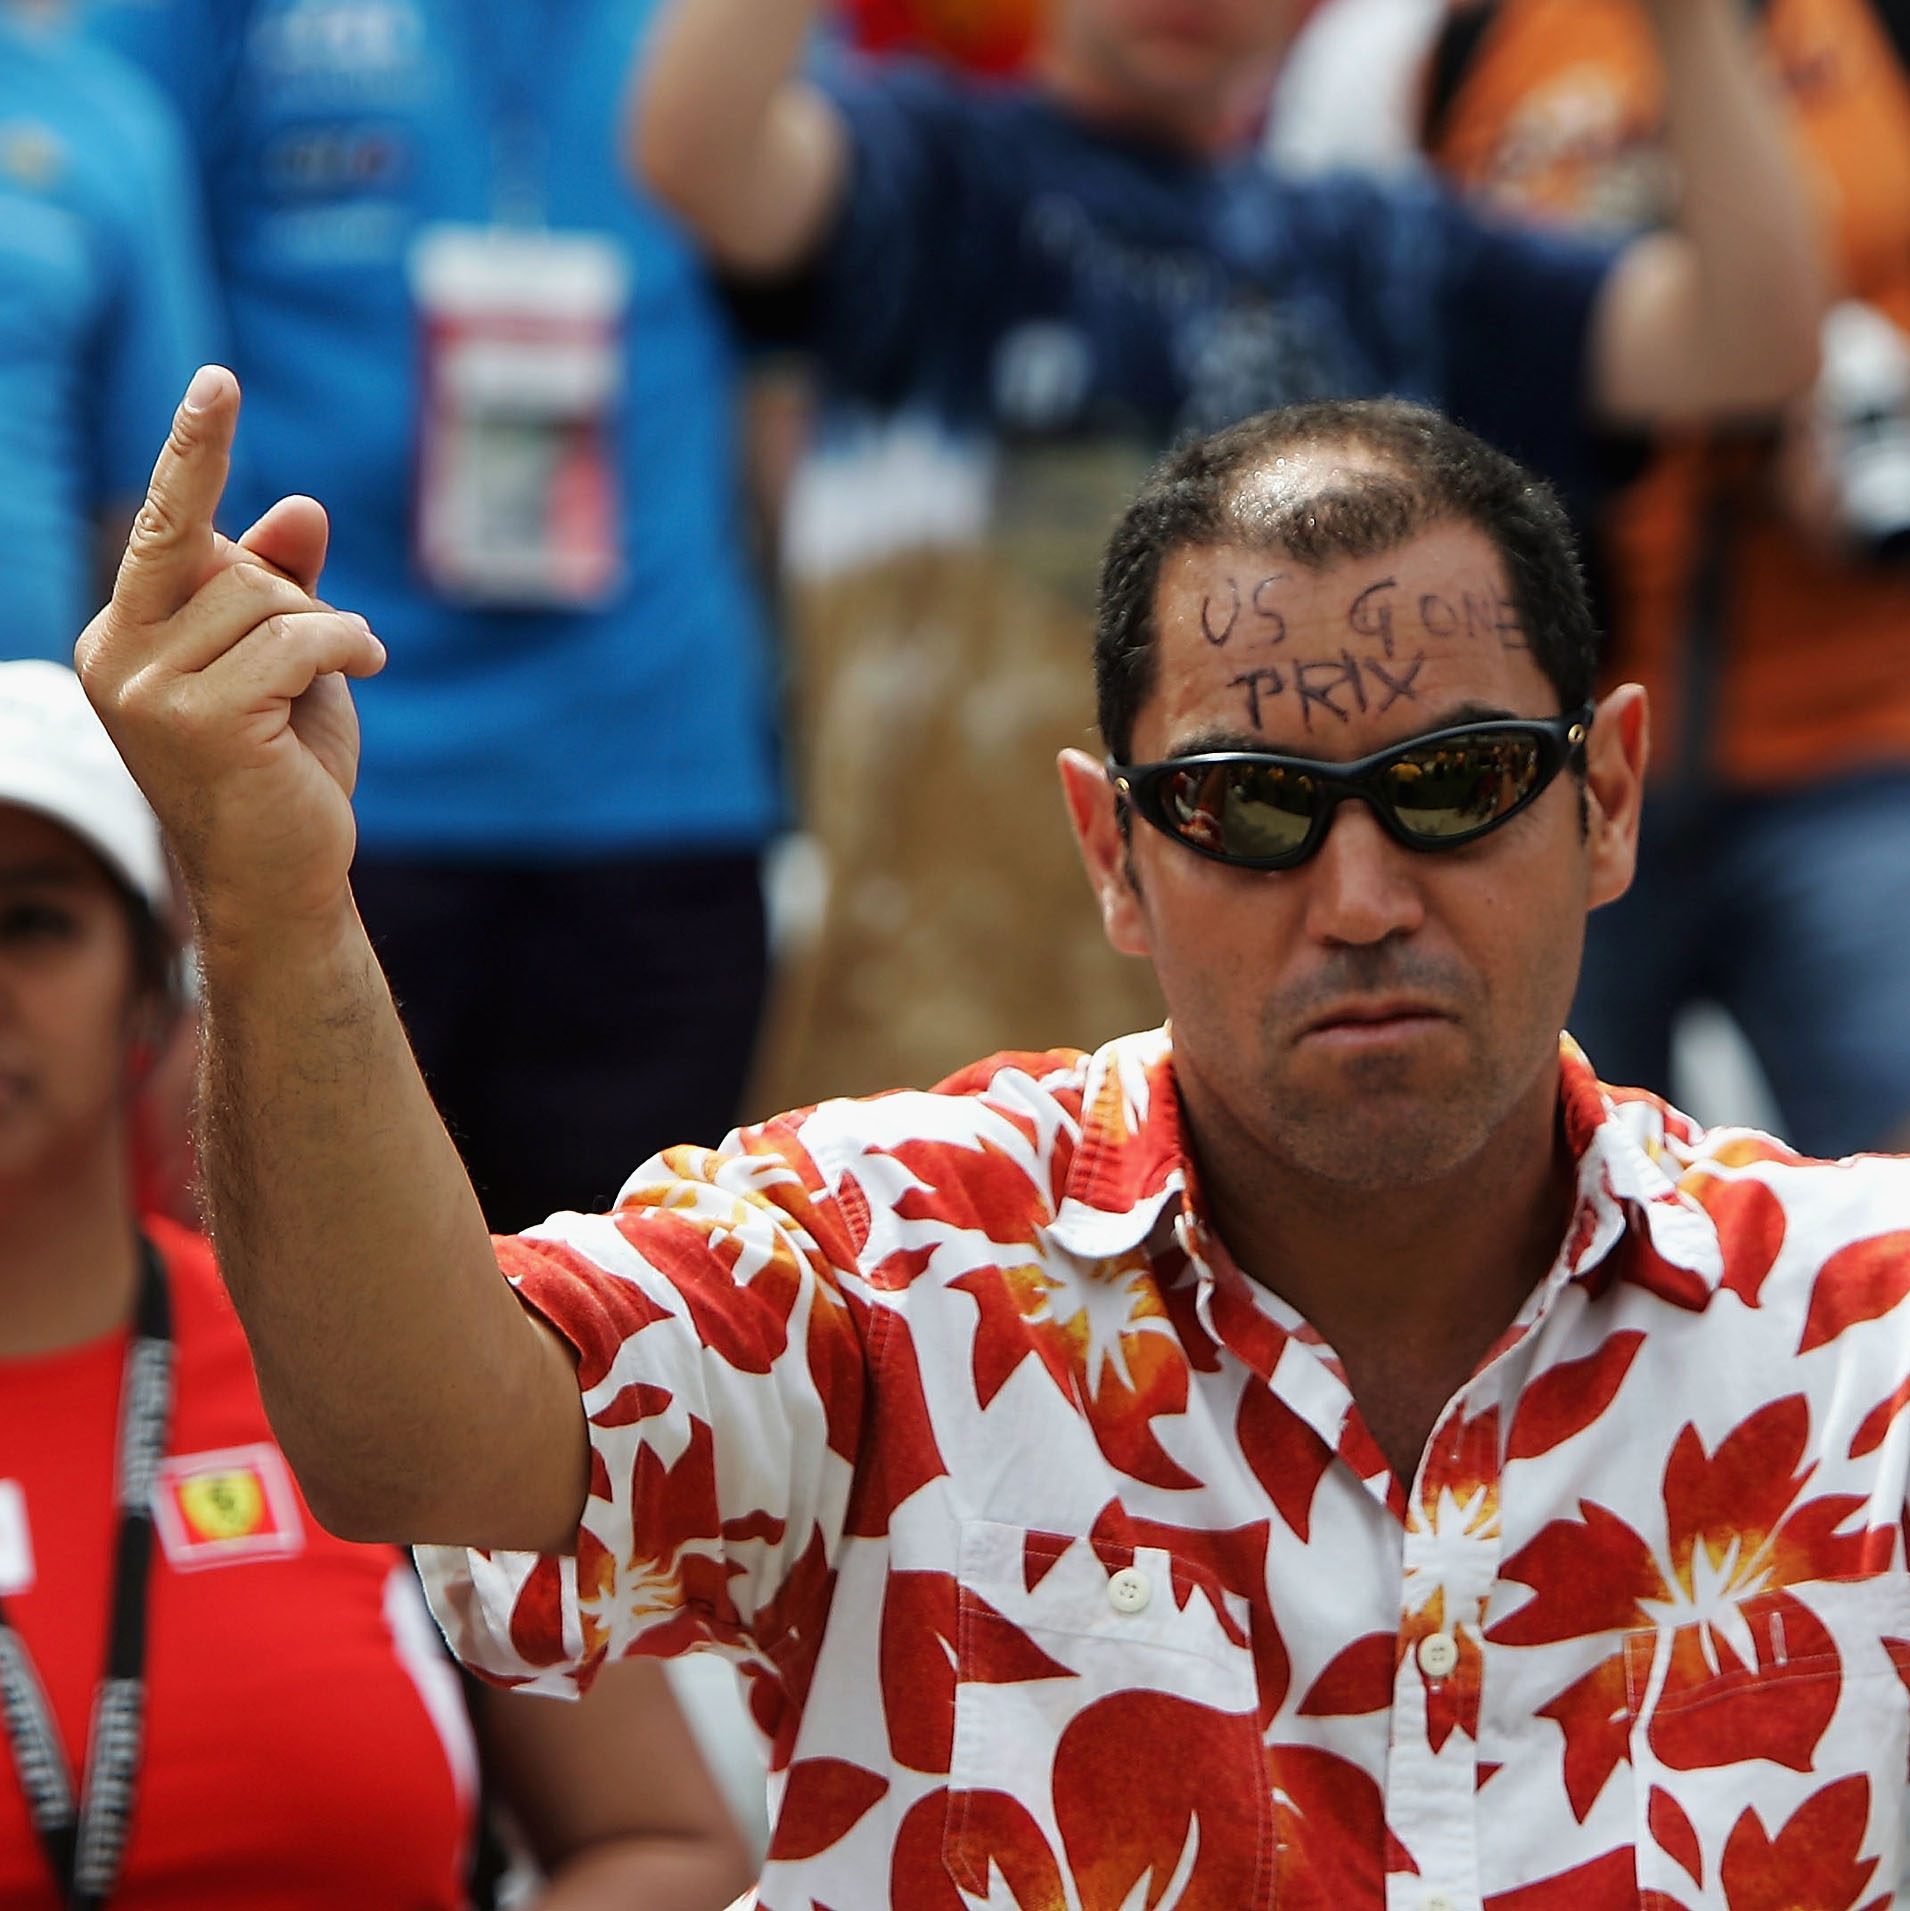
[{"xmin": 152, "ymin": 1444, "xmax": 303, "ymax": 1568}]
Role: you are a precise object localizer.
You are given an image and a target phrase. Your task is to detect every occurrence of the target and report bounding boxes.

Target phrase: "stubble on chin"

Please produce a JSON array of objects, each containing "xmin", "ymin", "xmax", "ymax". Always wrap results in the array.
[{"xmin": 1254, "ymin": 1021, "xmax": 1514, "ymax": 1191}]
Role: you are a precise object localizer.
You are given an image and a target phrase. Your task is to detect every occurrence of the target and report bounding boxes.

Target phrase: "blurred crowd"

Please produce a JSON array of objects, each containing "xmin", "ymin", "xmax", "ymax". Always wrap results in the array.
[{"xmin": 3, "ymin": 0, "xmax": 1908, "ymax": 1897}]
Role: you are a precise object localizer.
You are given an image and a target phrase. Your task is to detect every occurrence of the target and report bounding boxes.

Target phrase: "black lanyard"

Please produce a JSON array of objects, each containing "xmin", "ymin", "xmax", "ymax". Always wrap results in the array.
[{"xmin": 0, "ymin": 1238, "xmax": 172, "ymax": 1910}]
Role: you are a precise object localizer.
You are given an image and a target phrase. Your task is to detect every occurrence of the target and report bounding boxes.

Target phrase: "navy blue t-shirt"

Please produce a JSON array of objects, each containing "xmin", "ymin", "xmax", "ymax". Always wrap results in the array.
[{"xmin": 775, "ymin": 60, "xmax": 1619, "ymax": 505}]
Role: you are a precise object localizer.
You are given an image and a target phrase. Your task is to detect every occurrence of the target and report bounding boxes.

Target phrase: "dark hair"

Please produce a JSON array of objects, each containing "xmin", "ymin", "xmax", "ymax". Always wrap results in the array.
[
  {"xmin": 96, "ymin": 869, "xmax": 182, "ymax": 1020},
  {"xmin": 1094, "ymin": 398, "xmax": 1600, "ymax": 761}
]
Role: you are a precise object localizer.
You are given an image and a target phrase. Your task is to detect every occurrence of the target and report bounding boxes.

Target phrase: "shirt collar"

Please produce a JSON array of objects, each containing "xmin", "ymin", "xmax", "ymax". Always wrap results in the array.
[
  {"xmin": 1559, "ymin": 1036, "xmax": 1728, "ymax": 1300},
  {"xmin": 1049, "ymin": 1027, "xmax": 1727, "ymax": 1298},
  {"xmin": 1049, "ymin": 1027, "xmax": 1190, "ymax": 1258}
]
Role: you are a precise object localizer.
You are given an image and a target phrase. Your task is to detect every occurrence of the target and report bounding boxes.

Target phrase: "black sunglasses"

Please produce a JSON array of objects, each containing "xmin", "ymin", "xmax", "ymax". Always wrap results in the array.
[{"xmin": 1110, "ymin": 706, "xmax": 1594, "ymax": 871}]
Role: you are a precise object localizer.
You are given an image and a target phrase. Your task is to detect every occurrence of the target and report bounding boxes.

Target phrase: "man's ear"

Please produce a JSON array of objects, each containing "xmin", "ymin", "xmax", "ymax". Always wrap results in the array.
[
  {"xmin": 1584, "ymin": 683, "xmax": 1649, "ymax": 911},
  {"xmin": 1058, "ymin": 748, "xmax": 1151, "ymax": 958}
]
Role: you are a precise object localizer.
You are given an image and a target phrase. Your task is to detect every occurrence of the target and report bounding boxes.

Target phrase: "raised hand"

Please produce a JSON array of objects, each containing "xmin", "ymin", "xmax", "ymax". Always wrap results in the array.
[{"xmin": 75, "ymin": 367, "xmax": 387, "ymax": 952}]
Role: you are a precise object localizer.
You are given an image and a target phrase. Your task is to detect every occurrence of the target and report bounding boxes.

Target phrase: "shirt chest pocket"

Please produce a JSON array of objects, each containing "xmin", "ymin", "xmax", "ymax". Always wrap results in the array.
[
  {"xmin": 1623, "ymin": 1574, "xmax": 1910, "ymax": 1906},
  {"xmin": 943, "ymin": 1518, "xmax": 1273, "ymax": 1907}
]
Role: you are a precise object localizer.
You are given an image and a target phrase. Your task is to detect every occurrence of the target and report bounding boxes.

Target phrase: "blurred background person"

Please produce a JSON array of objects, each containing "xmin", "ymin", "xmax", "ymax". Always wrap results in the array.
[
  {"xmin": 0, "ymin": 0, "xmax": 215, "ymax": 663},
  {"xmin": 84, "ymin": 0, "xmax": 782, "ymax": 1236},
  {"xmin": 0, "ymin": 661, "xmax": 752, "ymax": 1907},
  {"xmin": 1282, "ymin": 0, "xmax": 1910, "ymax": 1155},
  {"xmin": 633, "ymin": 0, "xmax": 1823, "ymax": 1113},
  {"xmin": 1267, "ymin": 0, "xmax": 1442, "ymax": 177},
  {"xmin": 1424, "ymin": 0, "xmax": 1910, "ymax": 1157}
]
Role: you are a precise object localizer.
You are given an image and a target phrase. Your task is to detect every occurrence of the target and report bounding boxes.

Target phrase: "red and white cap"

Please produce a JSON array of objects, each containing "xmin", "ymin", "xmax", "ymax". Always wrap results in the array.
[{"xmin": 0, "ymin": 660, "xmax": 172, "ymax": 917}]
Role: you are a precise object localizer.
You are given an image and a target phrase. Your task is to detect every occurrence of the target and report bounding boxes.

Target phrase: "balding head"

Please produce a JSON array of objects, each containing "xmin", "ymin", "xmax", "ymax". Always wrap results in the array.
[{"xmin": 1093, "ymin": 400, "xmax": 1600, "ymax": 762}]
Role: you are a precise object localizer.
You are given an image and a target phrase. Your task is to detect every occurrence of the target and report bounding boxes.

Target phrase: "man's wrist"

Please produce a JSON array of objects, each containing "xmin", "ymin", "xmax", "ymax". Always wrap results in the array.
[{"xmin": 190, "ymin": 884, "xmax": 370, "ymax": 991}]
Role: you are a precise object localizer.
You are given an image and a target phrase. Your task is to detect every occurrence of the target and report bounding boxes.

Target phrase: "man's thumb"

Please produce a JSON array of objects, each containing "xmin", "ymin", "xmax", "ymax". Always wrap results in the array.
[{"xmin": 235, "ymin": 494, "xmax": 332, "ymax": 598}]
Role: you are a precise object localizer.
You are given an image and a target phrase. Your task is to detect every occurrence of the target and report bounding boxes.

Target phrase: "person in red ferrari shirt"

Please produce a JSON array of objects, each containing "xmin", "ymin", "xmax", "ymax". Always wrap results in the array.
[{"xmin": 0, "ymin": 660, "xmax": 750, "ymax": 1908}]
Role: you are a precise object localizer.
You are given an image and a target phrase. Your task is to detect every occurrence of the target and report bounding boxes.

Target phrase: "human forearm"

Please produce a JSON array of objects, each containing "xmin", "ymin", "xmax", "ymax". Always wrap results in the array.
[
  {"xmin": 1593, "ymin": 0, "xmax": 1824, "ymax": 422},
  {"xmin": 197, "ymin": 902, "xmax": 588, "ymax": 1551},
  {"xmin": 1655, "ymin": 0, "xmax": 1823, "ymax": 390},
  {"xmin": 484, "ymin": 1661, "xmax": 754, "ymax": 1908},
  {"xmin": 80, "ymin": 370, "xmax": 588, "ymax": 1555},
  {"xmin": 632, "ymin": 0, "xmax": 846, "ymax": 273},
  {"xmin": 530, "ymin": 1840, "xmax": 753, "ymax": 1910}
]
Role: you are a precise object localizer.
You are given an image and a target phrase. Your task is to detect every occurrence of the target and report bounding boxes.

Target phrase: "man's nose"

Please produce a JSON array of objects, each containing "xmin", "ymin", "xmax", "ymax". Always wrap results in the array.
[{"xmin": 1300, "ymin": 797, "xmax": 1427, "ymax": 947}]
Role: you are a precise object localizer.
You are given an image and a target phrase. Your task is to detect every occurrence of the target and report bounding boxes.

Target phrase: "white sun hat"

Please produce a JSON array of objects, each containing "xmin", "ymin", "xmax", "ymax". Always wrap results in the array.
[{"xmin": 0, "ymin": 659, "xmax": 171, "ymax": 916}]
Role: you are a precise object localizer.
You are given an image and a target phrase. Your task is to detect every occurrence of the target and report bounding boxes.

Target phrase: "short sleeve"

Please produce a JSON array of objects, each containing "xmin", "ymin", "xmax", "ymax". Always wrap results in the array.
[
  {"xmin": 416, "ymin": 1125, "xmax": 870, "ymax": 1698},
  {"xmin": 1425, "ymin": 187, "xmax": 1631, "ymax": 510},
  {"xmin": 83, "ymin": 62, "xmax": 223, "ymax": 508}
]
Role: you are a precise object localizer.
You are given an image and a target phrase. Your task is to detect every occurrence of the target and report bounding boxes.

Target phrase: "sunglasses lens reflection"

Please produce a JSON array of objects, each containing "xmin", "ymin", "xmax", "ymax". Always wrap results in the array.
[
  {"xmin": 1384, "ymin": 735, "xmax": 1544, "ymax": 839},
  {"xmin": 1158, "ymin": 732, "xmax": 1548, "ymax": 860},
  {"xmin": 1165, "ymin": 762, "xmax": 1316, "ymax": 860}
]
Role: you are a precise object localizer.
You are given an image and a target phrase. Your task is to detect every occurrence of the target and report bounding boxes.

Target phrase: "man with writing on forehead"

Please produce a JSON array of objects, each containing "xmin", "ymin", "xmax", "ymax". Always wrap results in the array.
[{"xmin": 82, "ymin": 378, "xmax": 1910, "ymax": 1905}]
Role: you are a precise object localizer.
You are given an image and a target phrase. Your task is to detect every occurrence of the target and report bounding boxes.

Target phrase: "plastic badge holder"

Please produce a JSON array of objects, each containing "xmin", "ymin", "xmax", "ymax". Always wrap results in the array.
[{"xmin": 410, "ymin": 223, "xmax": 631, "ymax": 608}]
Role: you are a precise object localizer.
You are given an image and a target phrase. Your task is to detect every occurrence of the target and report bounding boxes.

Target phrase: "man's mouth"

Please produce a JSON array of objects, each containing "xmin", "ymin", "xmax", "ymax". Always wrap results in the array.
[{"xmin": 1299, "ymin": 998, "xmax": 1457, "ymax": 1045}]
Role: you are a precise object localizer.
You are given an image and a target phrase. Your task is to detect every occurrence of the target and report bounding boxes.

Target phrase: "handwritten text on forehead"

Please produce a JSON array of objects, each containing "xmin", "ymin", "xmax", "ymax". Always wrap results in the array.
[{"xmin": 1193, "ymin": 567, "xmax": 1530, "ymax": 733}]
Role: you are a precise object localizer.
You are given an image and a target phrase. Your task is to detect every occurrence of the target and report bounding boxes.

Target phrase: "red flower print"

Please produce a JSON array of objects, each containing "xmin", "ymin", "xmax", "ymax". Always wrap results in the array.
[
  {"xmin": 740, "ymin": 1523, "xmax": 836, "ymax": 1753},
  {"xmin": 1483, "ymin": 1847, "xmax": 1636, "ymax": 1910},
  {"xmin": 1237, "ymin": 1384, "xmax": 1333, "ymax": 1541},
  {"xmin": 1718, "ymin": 1776, "xmax": 1888, "ymax": 1911},
  {"xmin": 880, "ymin": 1571, "xmax": 959, "ymax": 1774},
  {"xmin": 1403, "ymin": 1589, "xmax": 1483, "ymax": 1753},
  {"xmin": 571, "ymin": 1414, "xmax": 767, "ymax": 1664},
  {"xmin": 878, "ymin": 1569, "xmax": 1075, "ymax": 1777},
  {"xmin": 496, "ymin": 1233, "xmax": 672, "ymax": 1392},
  {"xmin": 1053, "ymin": 1690, "xmax": 1269, "ymax": 1906},
  {"xmin": 1298, "ymin": 1630, "xmax": 1393, "ymax": 1718},
  {"xmin": 1848, "ymin": 1372, "xmax": 1910, "ymax": 1459},
  {"xmin": 1492, "ymin": 1397, "xmax": 1881, "ymax": 1817},
  {"xmin": 1271, "ymin": 1745, "xmax": 1400, "ymax": 1910},
  {"xmin": 890, "ymin": 1132, "xmax": 1060, "ymax": 1243},
  {"xmin": 1649, "ymin": 1785, "xmax": 1703, "ymax": 1889},
  {"xmin": 1674, "ymin": 1172, "xmax": 1786, "ymax": 1309},
  {"xmin": 891, "ymin": 1788, "xmax": 1066, "ymax": 1909},
  {"xmin": 612, "ymin": 1205, "xmax": 801, "ymax": 1375},
  {"xmin": 1799, "ymin": 1232, "xmax": 1910, "ymax": 1355},
  {"xmin": 765, "ymin": 1758, "xmax": 889, "ymax": 1863},
  {"xmin": 893, "ymin": 1691, "xmax": 1272, "ymax": 1907},
  {"xmin": 1506, "ymin": 1332, "xmax": 1645, "ymax": 1462},
  {"xmin": 953, "ymin": 1252, "xmax": 1199, "ymax": 1490},
  {"xmin": 842, "ymin": 1299, "xmax": 948, "ymax": 1538}
]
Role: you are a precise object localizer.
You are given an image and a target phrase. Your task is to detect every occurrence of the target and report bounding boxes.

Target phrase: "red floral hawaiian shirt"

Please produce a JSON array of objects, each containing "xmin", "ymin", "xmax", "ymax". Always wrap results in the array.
[{"xmin": 419, "ymin": 1029, "xmax": 1910, "ymax": 1909}]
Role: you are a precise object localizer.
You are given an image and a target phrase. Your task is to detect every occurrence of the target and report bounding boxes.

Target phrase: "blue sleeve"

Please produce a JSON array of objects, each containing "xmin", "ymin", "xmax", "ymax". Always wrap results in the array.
[
  {"xmin": 82, "ymin": 59, "xmax": 224, "ymax": 509},
  {"xmin": 1423, "ymin": 188, "xmax": 1633, "ymax": 511}
]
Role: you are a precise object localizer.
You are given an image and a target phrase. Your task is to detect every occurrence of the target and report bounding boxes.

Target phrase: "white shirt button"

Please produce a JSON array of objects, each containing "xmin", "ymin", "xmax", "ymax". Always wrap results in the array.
[
  {"xmin": 1107, "ymin": 1567, "xmax": 1151, "ymax": 1614},
  {"xmin": 1424, "ymin": 1894, "xmax": 1457, "ymax": 1911},
  {"xmin": 1417, "ymin": 1630, "xmax": 1460, "ymax": 1679}
]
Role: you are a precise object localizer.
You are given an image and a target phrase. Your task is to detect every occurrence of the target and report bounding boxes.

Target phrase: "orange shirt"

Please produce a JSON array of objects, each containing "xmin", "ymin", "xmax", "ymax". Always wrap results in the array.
[
  {"xmin": 1427, "ymin": 0, "xmax": 1910, "ymax": 786},
  {"xmin": 0, "ymin": 1222, "xmax": 476, "ymax": 1908}
]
